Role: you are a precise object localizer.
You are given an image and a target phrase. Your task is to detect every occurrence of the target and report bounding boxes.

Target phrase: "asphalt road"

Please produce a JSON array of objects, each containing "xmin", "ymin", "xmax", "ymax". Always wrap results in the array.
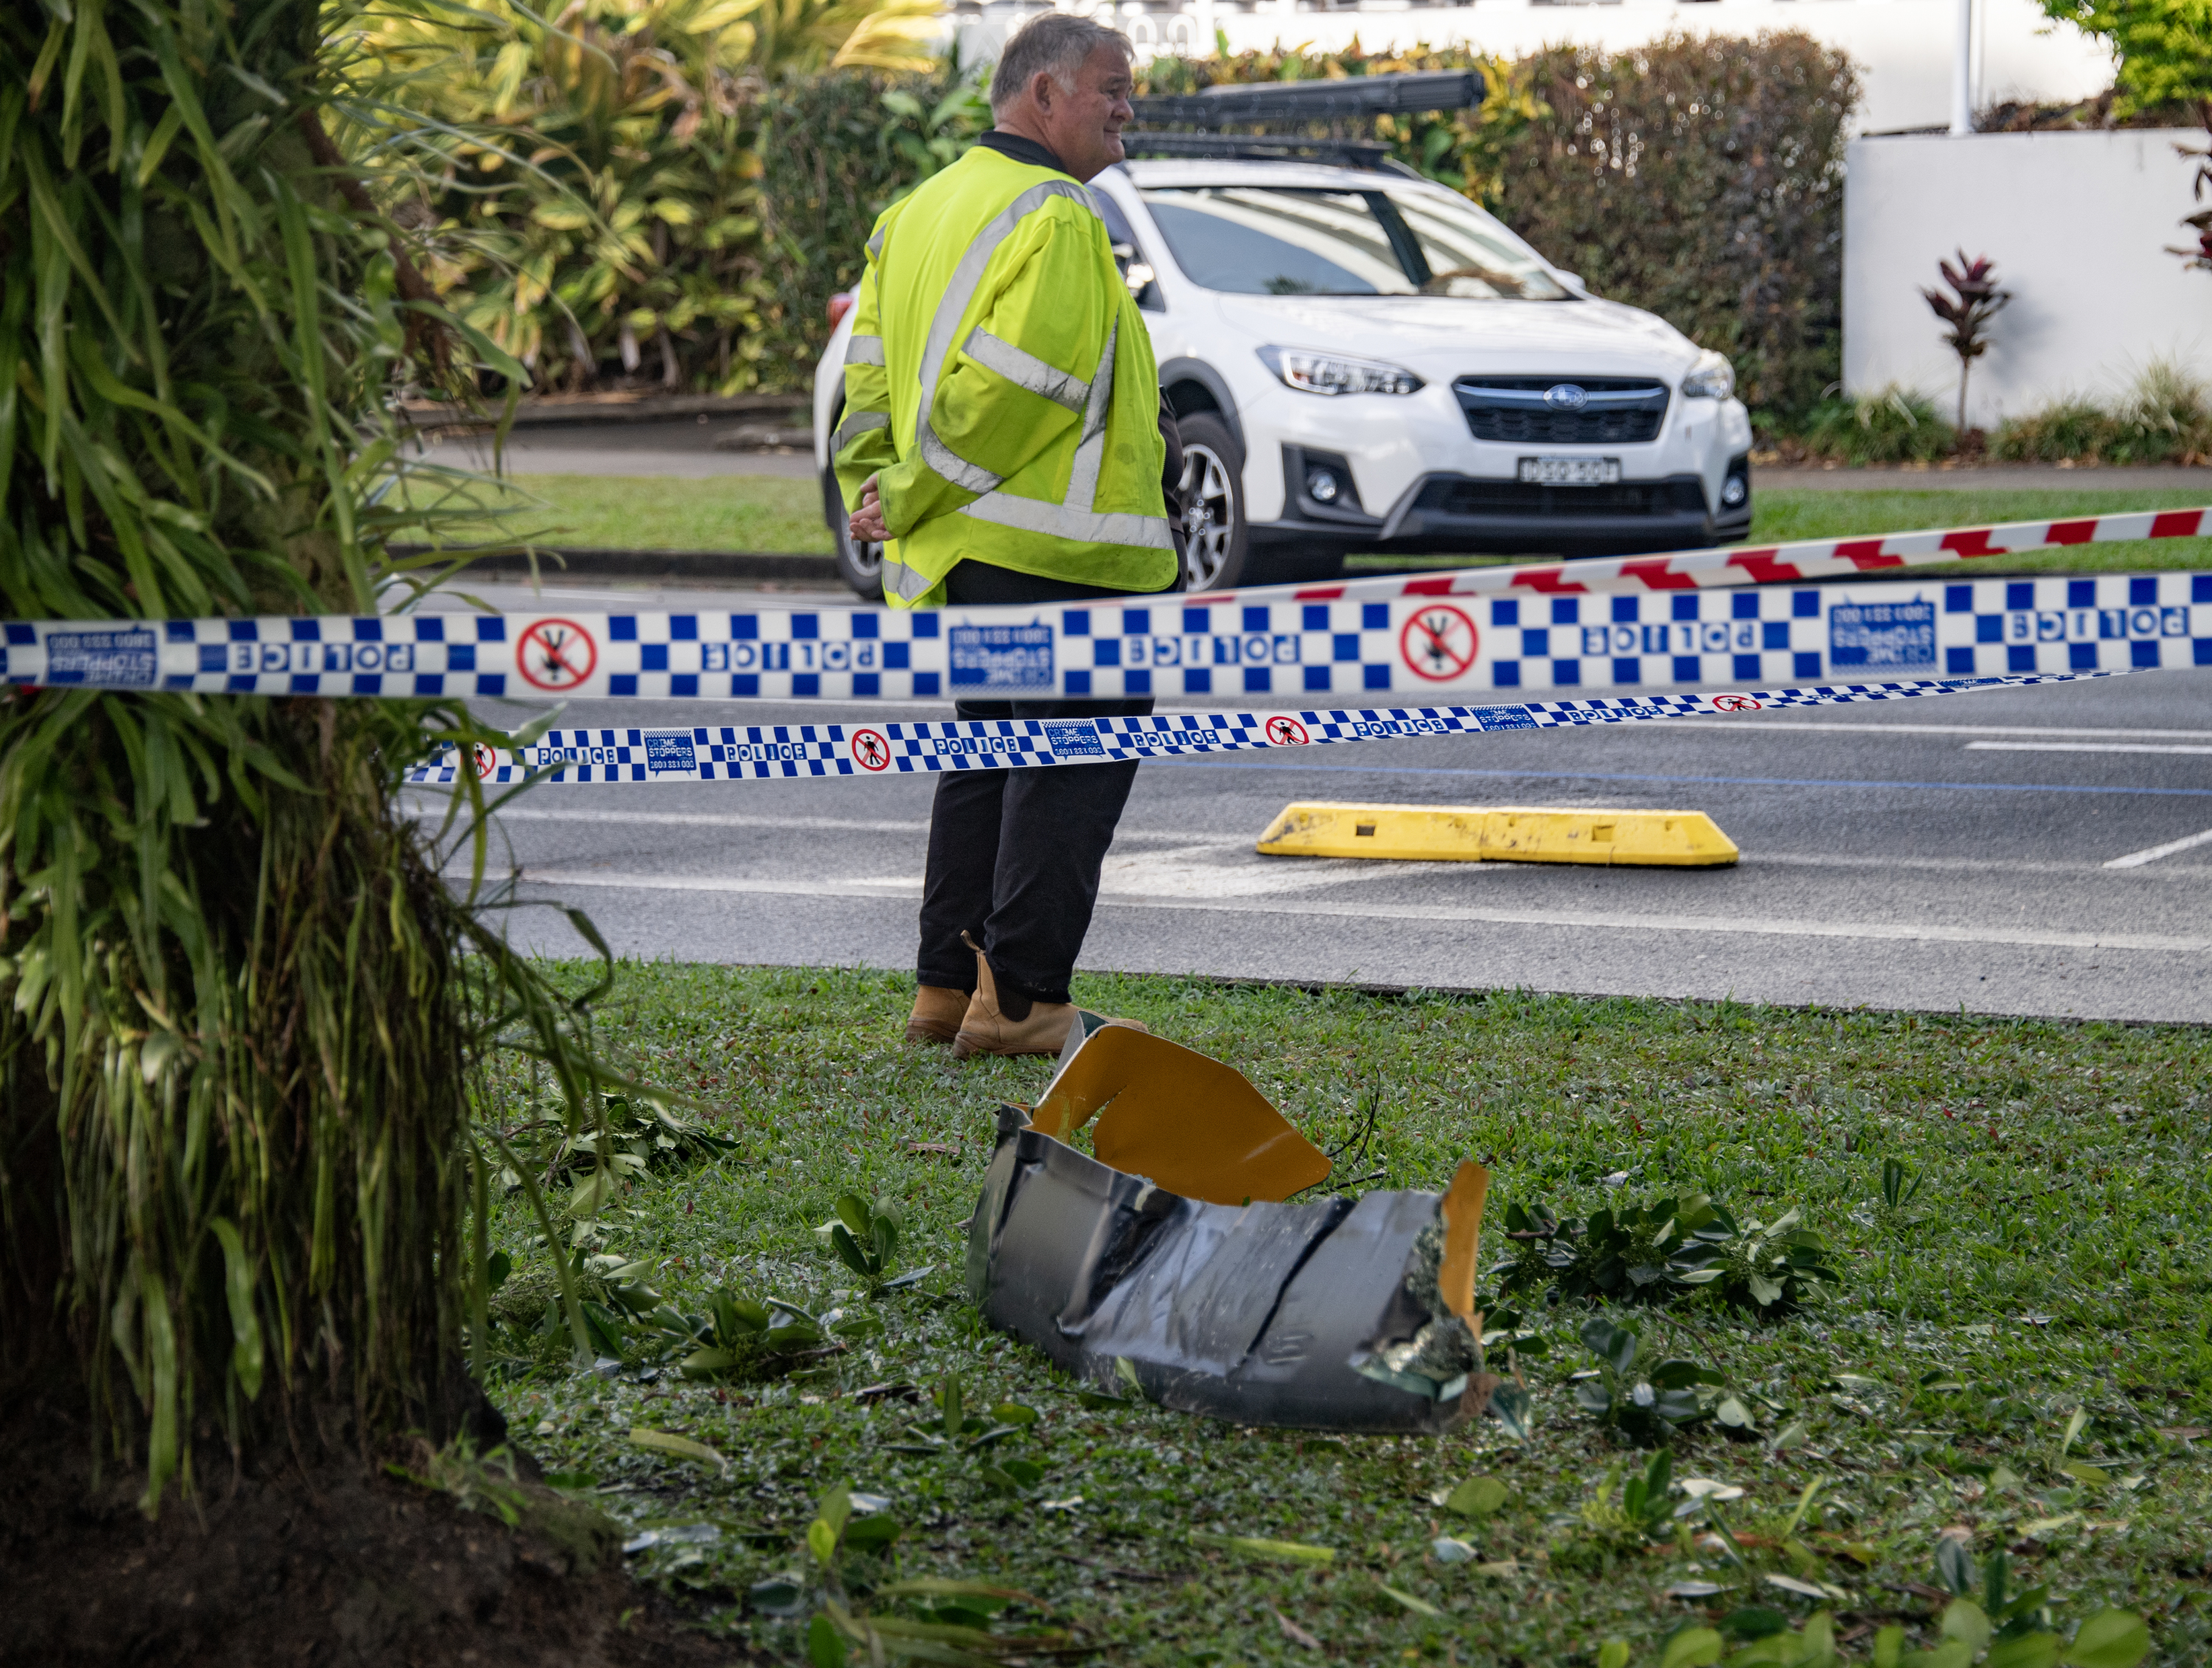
[{"xmin": 411, "ymin": 658, "xmax": 2212, "ymax": 1024}]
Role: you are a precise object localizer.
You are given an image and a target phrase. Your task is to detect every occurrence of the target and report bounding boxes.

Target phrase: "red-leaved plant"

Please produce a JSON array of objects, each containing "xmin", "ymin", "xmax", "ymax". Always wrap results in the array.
[{"xmin": 1922, "ymin": 251, "xmax": 2012, "ymax": 433}]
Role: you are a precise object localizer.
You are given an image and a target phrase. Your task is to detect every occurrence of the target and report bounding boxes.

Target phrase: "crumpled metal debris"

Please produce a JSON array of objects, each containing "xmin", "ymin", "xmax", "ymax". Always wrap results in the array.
[{"xmin": 964, "ymin": 1019, "xmax": 1492, "ymax": 1434}]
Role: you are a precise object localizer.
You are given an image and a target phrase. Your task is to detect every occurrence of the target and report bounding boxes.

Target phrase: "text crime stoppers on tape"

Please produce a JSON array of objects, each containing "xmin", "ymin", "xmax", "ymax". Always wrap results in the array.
[{"xmin": 407, "ymin": 669, "xmax": 2121, "ymax": 788}]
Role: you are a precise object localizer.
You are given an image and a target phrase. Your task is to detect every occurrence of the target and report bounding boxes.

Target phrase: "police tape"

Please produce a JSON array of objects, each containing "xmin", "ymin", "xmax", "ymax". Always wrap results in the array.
[
  {"xmin": 8, "ymin": 568, "xmax": 2209, "ymax": 706},
  {"xmin": 404, "ymin": 668, "xmax": 2121, "ymax": 787},
  {"xmin": 1310, "ymin": 505, "xmax": 2208, "ymax": 601}
]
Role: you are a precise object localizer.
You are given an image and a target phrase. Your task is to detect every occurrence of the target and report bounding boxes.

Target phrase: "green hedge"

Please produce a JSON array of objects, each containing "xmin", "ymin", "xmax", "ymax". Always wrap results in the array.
[
  {"xmin": 407, "ymin": 33, "xmax": 1857, "ymax": 414},
  {"xmin": 751, "ymin": 35, "xmax": 1856, "ymax": 416},
  {"xmin": 1138, "ymin": 34, "xmax": 1858, "ymax": 419},
  {"xmin": 1498, "ymin": 35, "xmax": 1857, "ymax": 417},
  {"xmin": 754, "ymin": 69, "xmax": 987, "ymax": 390}
]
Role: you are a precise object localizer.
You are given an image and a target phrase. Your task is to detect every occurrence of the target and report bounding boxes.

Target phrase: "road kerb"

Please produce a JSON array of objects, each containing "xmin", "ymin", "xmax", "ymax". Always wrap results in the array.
[{"xmin": 1254, "ymin": 802, "xmax": 1741, "ymax": 867}]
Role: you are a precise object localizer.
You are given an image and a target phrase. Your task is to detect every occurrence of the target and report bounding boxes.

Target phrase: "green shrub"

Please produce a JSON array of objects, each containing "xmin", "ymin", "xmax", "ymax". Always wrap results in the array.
[
  {"xmin": 2116, "ymin": 359, "xmax": 2212, "ymax": 461},
  {"xmin": 1992, "ymin": 363, "xmax": 2212, "ymax": 464},
  {"xmin": 1801, "ymin": 388, "xmax": 1955, "ymax": 462},
  {"xmin": 1992, "ymin": 397, "xmax": 2122, "ymax": 462}
]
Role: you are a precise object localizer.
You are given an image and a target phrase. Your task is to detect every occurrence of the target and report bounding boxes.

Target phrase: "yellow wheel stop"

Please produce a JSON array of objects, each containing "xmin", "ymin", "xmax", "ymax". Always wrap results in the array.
[{"xmin": 1255, "ymin": 802, "xmax": 1739, "ymax": 867}]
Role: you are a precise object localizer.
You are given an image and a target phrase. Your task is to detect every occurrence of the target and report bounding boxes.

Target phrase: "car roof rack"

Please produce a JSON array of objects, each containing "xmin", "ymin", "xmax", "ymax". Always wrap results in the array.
[
  {"xmin": 1129, "ymin": 69, "xmax": 1482, "ymax": 130},
  {"xmin": 1119, "ymin": 132, "xmax": 1406, "ymax": 170}
]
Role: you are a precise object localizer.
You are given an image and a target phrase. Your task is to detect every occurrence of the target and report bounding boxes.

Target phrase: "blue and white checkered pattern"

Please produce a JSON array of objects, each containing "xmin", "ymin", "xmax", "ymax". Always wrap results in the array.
[
  {"xmin": 7, "ymin": 572, "xmax": 2208, "ymax": 701},
  {"xmin": 406, "ymin": 669, "xmax": 2122, "ymax": 788}
]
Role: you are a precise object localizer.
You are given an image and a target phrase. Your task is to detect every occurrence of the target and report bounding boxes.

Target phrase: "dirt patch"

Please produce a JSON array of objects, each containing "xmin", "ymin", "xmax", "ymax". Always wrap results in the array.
[{"xmin": 0, "ymin": 1391, "xmax": 751, "ymax": 1668}]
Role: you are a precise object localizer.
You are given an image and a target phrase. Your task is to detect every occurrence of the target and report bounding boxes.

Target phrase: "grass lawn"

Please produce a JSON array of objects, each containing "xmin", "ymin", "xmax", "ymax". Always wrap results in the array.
[
  {"xmin": 418, "ymin": 473, "xmax": 838, "ymax": 555},
  {"xmin": 477, "ymin": 476, "xmax": 2211, "ymax": 577},
  {"xmin": 480, "ymin": 965, "xmax": 2212, "ymax": 1667}
]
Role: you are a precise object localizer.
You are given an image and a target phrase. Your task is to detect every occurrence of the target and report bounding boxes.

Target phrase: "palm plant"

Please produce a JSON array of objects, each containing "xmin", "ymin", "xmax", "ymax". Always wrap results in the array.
[
  {"xmin": 355, "ymin": 0, "xmax": 939, "ymax": 393},
  {"xmin": 0, "ymin": 0, "xmax": 615, "ymax": 1512}
]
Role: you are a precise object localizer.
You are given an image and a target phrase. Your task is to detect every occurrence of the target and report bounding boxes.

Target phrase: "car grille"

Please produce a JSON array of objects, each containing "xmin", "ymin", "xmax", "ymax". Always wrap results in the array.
[
  {"xmin": 1413, "ymin": 478, "xmax": 1707, "ymax": 518},
  {"xmin": 1453, "ymin": 378, "xmax": 1670, "ymax": 445}
]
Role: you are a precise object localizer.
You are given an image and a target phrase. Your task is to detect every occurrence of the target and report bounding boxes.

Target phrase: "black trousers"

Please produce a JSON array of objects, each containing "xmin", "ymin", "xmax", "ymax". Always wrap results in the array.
[{"xmin": 915, "ymin": 561, "xmax": 1166, "ymax": 1005}]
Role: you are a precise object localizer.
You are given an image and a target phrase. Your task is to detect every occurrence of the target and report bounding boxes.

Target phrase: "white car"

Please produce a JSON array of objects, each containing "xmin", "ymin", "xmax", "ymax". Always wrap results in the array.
[{"xmin": 813, "ymin": 154, "xmax": 1754, "ymax": 597}]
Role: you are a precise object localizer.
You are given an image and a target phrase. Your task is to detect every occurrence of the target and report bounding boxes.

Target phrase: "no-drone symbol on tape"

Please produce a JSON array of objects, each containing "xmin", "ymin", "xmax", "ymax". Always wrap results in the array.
[
  {"xmin": 1400, "ymin": 603, "xmax": 1478, "ymax": 683},
  {"xmin": 516, "ymin": 619, "xmax": 598, "ymax": 692}
]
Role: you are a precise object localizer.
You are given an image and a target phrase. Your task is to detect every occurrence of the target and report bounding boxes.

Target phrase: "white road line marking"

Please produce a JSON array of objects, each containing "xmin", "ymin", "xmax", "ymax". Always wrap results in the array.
[
  {"xmin": 1964, "ymin": 741, "xmax": 2212, "ymax": 755},
  {"xmin": 410, "ymin": 804, "xmax": 931, "ymax": 834},
  {"xmin": 2104, "ymin": 826, "xmax": 2212, "ymax": 869},
  {"xmin": 1647, "ymin": 720, "xmax": 2212, "ymax": 740},
  {"xmin": 484, "ymin": 870, "xmax": 2211, "ymax": 952},
  {"xmin": 403, "ymin": 804, "xmax": 1247, "ymax": 844}
]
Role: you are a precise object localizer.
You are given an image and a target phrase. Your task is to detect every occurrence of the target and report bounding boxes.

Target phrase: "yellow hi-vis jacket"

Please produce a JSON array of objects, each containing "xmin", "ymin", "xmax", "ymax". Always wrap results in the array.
[{"xmin": 832, "ymin": 146, "xmax": 1178, "ymax": 609}]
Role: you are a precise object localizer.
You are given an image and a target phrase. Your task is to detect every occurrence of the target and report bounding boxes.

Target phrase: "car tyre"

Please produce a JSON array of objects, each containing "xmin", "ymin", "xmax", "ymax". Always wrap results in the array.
[
  {"xmin": 1175, "ymin": 412, "xmax": 1248, "ymax": 593},
  {"xmin": 822, "ymin": 465, "xmax": 884, "ymax": 601}
]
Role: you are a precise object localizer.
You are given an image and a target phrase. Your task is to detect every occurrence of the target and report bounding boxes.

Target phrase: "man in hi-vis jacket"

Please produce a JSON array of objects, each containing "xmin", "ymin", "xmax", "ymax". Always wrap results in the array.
[{"xmin": 838, "ymin": 13, "xmax": 1180, "ymax": 1059}]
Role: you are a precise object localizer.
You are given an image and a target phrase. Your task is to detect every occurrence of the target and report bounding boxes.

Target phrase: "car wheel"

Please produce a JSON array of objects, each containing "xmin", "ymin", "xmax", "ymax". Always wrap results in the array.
[
  {"xmin": 1175, "ymin": 413, "xmax": 1248, "ymax": 593},
  {"xmin": 823, "ymin": 467, "xmax": 885, "ymax": 601}
]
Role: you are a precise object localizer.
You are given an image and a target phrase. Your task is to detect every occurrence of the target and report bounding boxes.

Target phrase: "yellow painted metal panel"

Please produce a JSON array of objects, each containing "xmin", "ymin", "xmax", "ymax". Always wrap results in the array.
[
  {"xmin": 1254, "ymin": 802, "xmax": 1739, "ymax": 867},
  {"xmin": 1029, "ymin": 1025, "xmax": 1332, "ymax": 1205}
]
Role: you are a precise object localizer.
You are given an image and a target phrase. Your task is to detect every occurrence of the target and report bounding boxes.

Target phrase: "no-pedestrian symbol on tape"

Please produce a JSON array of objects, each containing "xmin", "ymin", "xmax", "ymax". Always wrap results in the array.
[
  {"xmin": 1400, "ymin": 604, "xmax": 1478, "ymax": 682},
  {"xmin": 1711, "ymin": 694, "xmax": 1764, "ymax": 712},
  {"xmin": 471, "ymin": 743, "xmax": 498, "ymax": 779},
  {"xmin": 851, "ymin": 729, "xmax": 891, "ymax": 771},
  {"xmin": 1264, "ymin": 715, "xmax": 1310, "ymax": 746},
  {"xmin": 517, "ymin": 619, "xmax": 598, "ymax": 691}
]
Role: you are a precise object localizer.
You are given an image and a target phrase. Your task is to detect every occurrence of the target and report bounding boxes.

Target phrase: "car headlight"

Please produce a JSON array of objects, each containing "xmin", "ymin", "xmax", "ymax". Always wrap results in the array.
[
  {"xmin": 1682, "ymin": 351, "xmax": 1734, "ymax": 402},
  {"xmin": 1257, "ymin": 347, "xmax": 1424, "ymax": 397}
]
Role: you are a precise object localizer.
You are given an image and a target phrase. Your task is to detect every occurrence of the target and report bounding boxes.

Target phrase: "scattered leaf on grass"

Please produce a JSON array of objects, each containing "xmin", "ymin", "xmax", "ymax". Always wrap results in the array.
[
  {"xmin": 2064, "ymin": 1608, "xmax": 2151, "ymax": 1668},
  {"xmin": 2020, "ymin": 1513, "xmax": 2080, "ymax": 1539},
  {"xmin": 1268, "ymin": 1606, "xmax": 1323, "ymax": 1650},
  {"xmin": 2056, "ymin": 1460, "xmax": 2112, "ymax": 1486},
  {"xmin": 1762, "ymin": 1573, "xmax": 1833, "ymax": 1600},
  {"xmin": 748, "ymin": 1577, "xmax": 807, "ymax": 1616},
  {"xmin": 1440, "ymin": 1474, "xmax": 1510, "ymax": 1517},
  {"xmin": 877, "ymin": 1578, "xmax": 1043, "ymax": 1607},
  {"xmin": 1677, "ymin": 1478, "xmax": 1745, "ymax": 1502},
  {"xmin": 630, "ymin": 1428, "xmax": 727, "ymax": 1473},
  {"xmin": 1659, "ymin": 1625, "xmax": 1724, "ymax": 1668},
  {"xmin": 1668, "ymin": 1581, "xmax": 1730, "ymax": 1599},
  {"xmin": 1193, "ymin": 1531, "xmax": 1336, "ymax": 1564},
  {"xmin": 1377, "ymin": 1581, "xmax": 1443, "ymax": 1617},
  {"xmin": 1431, "ymin": 1537, "xmax": 1478, "ymax": 1563}
]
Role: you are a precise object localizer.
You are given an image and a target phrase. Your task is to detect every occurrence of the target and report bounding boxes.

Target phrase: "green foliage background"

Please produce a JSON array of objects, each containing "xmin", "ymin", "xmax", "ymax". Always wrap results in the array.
[
  {"xmin": 390, "ymin": 32, "xmax": 1858, "ymax": 419},
  {"xmin": 0, "ymin": 0, "xmax": 627, "ymax": 1513}
]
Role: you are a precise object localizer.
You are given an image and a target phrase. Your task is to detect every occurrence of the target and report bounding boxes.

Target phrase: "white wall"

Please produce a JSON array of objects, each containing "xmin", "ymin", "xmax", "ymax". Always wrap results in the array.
[
  {"xmin": 950, "ymin": 0, "xmax": 2115, "ymax": 136},
  {"xmin": 1843, "ymin": 130, "xmax": 2212, "ymax": 428}
]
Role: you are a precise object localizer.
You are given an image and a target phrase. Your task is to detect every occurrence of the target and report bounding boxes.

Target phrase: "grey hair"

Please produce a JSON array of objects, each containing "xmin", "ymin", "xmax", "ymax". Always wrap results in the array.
[{"xmin": 987, "ymin": 13, "xmax": 1134, "ymax": 116}]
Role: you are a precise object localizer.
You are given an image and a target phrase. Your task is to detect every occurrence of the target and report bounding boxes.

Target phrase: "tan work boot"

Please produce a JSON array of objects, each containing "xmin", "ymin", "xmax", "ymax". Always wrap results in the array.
[
  {"xmin": 905, "ymin": 984, "xmax": 970, "ymax": 1046},
  {"xmin": 951, "ymin": 935, "xmax": 1147, "ymax": 1060}
]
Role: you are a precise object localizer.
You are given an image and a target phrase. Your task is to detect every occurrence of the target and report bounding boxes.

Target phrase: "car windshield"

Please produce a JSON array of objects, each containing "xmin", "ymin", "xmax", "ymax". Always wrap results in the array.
[{"xmin": 1139, "ymin": 185, "xmax": 1570, "ymax": 301}]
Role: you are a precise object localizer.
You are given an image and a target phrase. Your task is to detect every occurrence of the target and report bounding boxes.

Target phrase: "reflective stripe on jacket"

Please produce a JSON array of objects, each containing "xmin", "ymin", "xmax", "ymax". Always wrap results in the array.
[{"xmin": 832, "ymin": 147, "xmax": 1176, "ymax": 609}]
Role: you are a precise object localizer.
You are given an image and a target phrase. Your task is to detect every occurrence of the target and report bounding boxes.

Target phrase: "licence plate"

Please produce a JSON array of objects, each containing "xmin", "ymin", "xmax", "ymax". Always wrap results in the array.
[{"xmin": 1518, "ymin": 456, "xmax": 1622, "ymax": 486}]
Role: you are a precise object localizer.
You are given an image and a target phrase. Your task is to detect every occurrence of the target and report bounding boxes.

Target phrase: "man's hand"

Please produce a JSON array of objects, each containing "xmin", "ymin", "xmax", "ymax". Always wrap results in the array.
[{"xmin": 848, "ymin": 474, "xmax": 889, "ymax": 543}]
